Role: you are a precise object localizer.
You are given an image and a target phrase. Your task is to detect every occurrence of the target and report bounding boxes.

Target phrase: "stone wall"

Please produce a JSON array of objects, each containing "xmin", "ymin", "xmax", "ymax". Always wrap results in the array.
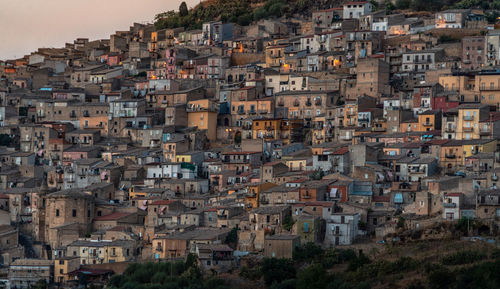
[{"xmin": 231, "ymin": 53, "xmax": 265, "ymax": 66}]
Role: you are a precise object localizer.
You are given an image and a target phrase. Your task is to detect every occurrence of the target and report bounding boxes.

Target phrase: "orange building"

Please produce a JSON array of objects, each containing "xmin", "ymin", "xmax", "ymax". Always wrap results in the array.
[{"xmin": 187, "ymin": 99, "xmax": 218, "ymax": 141}]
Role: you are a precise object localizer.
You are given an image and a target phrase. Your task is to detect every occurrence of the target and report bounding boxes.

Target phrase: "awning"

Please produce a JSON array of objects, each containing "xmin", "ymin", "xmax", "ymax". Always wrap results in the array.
[
  {"xmin": 330, "ymin": 188, "xmax": 338, "ymax": 198},
  {"xmin": 394, "ymin": 193, "xmax": 403, "ymax": 204}
]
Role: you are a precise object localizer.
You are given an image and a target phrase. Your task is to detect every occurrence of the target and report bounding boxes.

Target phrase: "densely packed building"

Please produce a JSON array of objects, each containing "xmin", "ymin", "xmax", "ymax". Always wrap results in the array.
[{"xmin": 1, "ymin": 2, "xmax": 500, "ymax": 287}]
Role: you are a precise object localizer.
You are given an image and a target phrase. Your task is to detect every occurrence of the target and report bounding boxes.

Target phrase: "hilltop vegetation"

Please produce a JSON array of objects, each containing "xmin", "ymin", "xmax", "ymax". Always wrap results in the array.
[
  {"xmin": 107, "ymin": 242, "xmax": 500, "ymax": 289},
  {"xmin": 155, "ymin": 0, "xmax": 313, "ymax": 30},
  {"xmin": 107, "ymin": 255, "xmax": 230, "ymax": 289},
  {"xmin": 155, "ymin": 0, "xmax": 500, "ymax": 31}
]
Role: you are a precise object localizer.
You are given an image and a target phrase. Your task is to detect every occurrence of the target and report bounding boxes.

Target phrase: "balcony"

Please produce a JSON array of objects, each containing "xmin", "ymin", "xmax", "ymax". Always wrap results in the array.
[
  {"xmin": 258, "ymin": 110, "xmax": 268, "ymax": 114},
  {"xmin": 443, "ymin": 203, "xmax": 457, "ymax": 208},
  {"xmin": 346, "ymin": 111, "xmax": 356, "ymax": 116},
  {"xmin": 305, "ymin": 100, "xmax": 312, "ymax": 107},
  {"xmin": 463, "ymin": 115, "xmax": 474, "ymax": 121},
  {"xmin": 463, "ymin": 127, "xmax": 474, "ymax": 132},
  {"xmin": 445, "ymin": 153, "xmax": 456, "ymax": 159},
  {"xmin": 315, "ymin": 99, "xmax": 322, "ymax": 106},
  {"xmin": 422, "ymin": 122, "xmax": 433, "ymax": 127},
  {"xmin": 414, "ymin": 58, "xmax": 431, "ymax": 64},
  {"xmin": 69, "ymin": 113, "xmax": 77, "ymax": 118},
  {"xmin": 260, "ymin": 199, "xmax": 269, "ymax": 205},
  {"xmin": 83, "ymin": 112, "xmax": 90, "ymax": 117},
  {"xmin": 249, "ymin": 110, "xmax": 256, "ymax": 115},
  {"xmin": 242, "ymin": 124, "xmax": 252, "ymax": 130},
  {"xmin": 340, "ymin": 135, "xmax": 352, "ymax": 141},
  {"xmin": 237, "ymin": 110, "xmax": 245, "ymax": 115},
  {"xmin": 293, "ymin": 100, "xmax": 300, "ymax": 107},
  {"xmin": 302, "ymin": 195, "xmax": 312, "ymax": 199},
  {"xmin": 445, "ymin": 126, "xmax": 456, "ymax": 133},
  {"xmin": 372, "ymin": 127, "xmax": 386, "ymax": 132},
  {"xmin": 480, "ymin": 128, "xmax": 490, "ymax": 135},
  {"xmin": 480, "ymin": 86, "xmax": 500, "ymax": 91},
  {"xmin": 278, "ymin": 101, "xmax": 284, "ymax": 106}
]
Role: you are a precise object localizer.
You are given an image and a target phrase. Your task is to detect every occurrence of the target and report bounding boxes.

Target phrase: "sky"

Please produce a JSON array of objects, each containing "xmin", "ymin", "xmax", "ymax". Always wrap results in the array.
[{"xmin": 0, "ymin": 0, "xmax": 198, "ymax": 60}]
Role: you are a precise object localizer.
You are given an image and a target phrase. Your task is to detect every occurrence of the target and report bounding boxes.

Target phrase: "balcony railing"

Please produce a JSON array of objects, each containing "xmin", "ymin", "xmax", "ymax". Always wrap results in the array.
[
  {"xmin": 445, "ymin": 153, "xmax": 456, "ymax": 159},
  {"xmin": 422, "ymin": 122, "xmax": 433, "ymax": 127},
  {"xmin": 463, "ymin": 127, "xmax": 474, "ymax": 132},
  {"xmin": 463, "ymin": 115, "xmax": 474, "ymax": 121},
  {"xmin": 480, "ymin": 128, "xmax": 490, "ymax": 135},
  {"xmin": 445, "ymin": 126, "xmax": 456, "ymax": 133}
]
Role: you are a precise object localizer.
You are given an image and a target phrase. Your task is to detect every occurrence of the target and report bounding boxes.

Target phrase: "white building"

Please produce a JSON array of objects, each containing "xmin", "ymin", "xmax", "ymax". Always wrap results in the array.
[
  {"xmin": 324, "ymin": 212, "xmax": 359, "ymax": 246},
  {"xmin": 443, "ymin": 193, "xmax": 462, "ymax": 220},
  {"xmin": 146, "ymin": 163, "xmax": 197, "ymax": 180},
  {"xmin": 343, "ymin": 1, "xmax": 373, "ymax": 19}
]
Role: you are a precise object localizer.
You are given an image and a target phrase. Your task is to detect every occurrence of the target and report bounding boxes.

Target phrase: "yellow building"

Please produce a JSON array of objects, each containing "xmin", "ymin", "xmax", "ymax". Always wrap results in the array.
[
  {"xmin": 54, "ymin": 257, "xmax": 80, "ymax": 284},
  {"xmin": 344, "ymin": 103, "xmax": 358, "ymax": 127},
  {"xmin": 439, "ymin": 73, "xmax": 500, "ymax": 106},
  {"xmin": 245, "ymin": 183, "xmax": 277, "ymax": 210},
  {"xmin": 66, "ymin": 240, "xmax": 136, "ymax": 265},
  {"xmin": 462, "ymin": 139, "xmax": 497, "ymax": 160},
  {"xmin": 187, "ymin": 99, "xmax": 218, "ymax": 141},
  {"xmin": 265, "ymin": 44, "xmax": 288, "ymax": 69},
  {"xmin": 285, "ymin": 158, "xmax": 308, "ymax": 172},
  {"xmin": 417, "ymin": 110, "xmax": 440, "ymax": 132},
  {"xmin": 456, "ymin": 104, "xmax": 490, "ymax": 140},
  {"xmin": 252, "ymin": 118, "xmax": 282, "ymax": 140},
  {"xmin": 230, "ymin": 97, "xmax": 274, "ymax": 120}
]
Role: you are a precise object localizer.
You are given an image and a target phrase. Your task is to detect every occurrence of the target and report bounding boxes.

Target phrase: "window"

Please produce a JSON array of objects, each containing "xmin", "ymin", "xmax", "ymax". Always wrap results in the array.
[
  {"xmin": 56, "ymin": 209, "xmax": 60, "ymax": 217},
  {"xmin": 72, "ymin": 209, "xmax": 77, "ymax": 217}
]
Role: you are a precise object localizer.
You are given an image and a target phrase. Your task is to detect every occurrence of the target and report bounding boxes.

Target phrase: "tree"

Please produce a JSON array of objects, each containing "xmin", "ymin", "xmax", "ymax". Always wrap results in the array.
[
  {"xmin": 33, "ymin": 279, "xmax": 48, "ymax": 289},
  {"xmin": 397, "ymin": 216, "xmax": 405, "ymax": 229},
  {"xmin": 262, "ymin": 258, "xmax": 296, "ymax": 286},
  {"xmin": 395, "ymin": 0, "xmax": 411, "ymax": 9},
  {"xmin": 427, "ymin": 267, "xmax": 455, "ymax": 289},
  {"xmin": 234, "ymin": 132, "xmax": 242, "ymax": 145},
  {"xmin": 297, "ymin": 263, "xmax": 328, "ymax": 289},
  {"xmin": 224, "ymin": 227, "xmax": 239, "ymax": 248},
  {"xmin": 0, "ymin": 134, "xmax": 12, "ymax": 146},
  {"xmin": 179, "ymin": 2, "xmax": 189, "ymax": 17},
  {"xmin": 283, "ymin": 215, "xmax": 294, "ymax": 231},
  {"xmin": 293, "ymin": 242, "xmax": 323, "ymax": 262}
]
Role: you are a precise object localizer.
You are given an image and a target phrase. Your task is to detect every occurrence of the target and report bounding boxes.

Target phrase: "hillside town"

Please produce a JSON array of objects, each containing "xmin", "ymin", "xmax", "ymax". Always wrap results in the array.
[{"xmin": 2, "ymin": 0, "xmax": 500, "ymax": 288}]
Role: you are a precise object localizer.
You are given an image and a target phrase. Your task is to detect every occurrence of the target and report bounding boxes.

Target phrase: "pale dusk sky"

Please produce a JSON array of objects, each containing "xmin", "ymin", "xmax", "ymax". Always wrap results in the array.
[{"xmin": 0, "ymin": 0, "xmax": 198, "ymax": 60}]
